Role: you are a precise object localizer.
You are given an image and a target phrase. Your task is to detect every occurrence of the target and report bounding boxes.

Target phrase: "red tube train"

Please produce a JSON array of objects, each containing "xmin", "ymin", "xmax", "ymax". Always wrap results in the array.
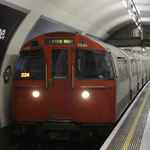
[{"xmin": 13, "ymin": 32, "xmax": 150, "ymax": 140}]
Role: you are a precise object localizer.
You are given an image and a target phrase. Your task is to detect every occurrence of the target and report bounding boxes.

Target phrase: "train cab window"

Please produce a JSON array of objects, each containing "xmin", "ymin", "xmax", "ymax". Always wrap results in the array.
[
  {"xmin": 52, "ymin": 49, "xmax": 68, "ymax": 78},
  {"xmin": 14, "ymin": 49, "xmax": 45, "ymax": 80},
  {"xmin": 75, "ymin": 49, "xmax": 114, "ymax": 79}
]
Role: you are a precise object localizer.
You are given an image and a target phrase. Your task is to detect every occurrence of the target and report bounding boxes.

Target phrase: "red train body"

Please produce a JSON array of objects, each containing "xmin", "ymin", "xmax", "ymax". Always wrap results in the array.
[{"xmin": 13, "ymin": 32, "xmax": 149, "ymax": 140}]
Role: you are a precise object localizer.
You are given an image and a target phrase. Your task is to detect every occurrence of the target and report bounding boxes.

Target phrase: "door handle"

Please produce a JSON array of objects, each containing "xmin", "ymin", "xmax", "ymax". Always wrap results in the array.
[{"xmin": 49, "ymin": 79, "xmax": 52, "ymax": 87}]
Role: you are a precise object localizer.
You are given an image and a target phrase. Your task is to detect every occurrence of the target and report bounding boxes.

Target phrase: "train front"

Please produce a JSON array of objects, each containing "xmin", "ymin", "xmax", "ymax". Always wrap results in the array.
[{"xmin": 12, "ymin": 32, "xmax": 116, "ymax": 140}]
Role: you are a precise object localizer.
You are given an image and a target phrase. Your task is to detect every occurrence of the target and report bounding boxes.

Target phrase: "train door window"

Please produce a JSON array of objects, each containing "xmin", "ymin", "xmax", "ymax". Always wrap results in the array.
[
  {"xmin": 146, "ymin": 60, "xmax": 148, "ymax": 72},
  {"xmin": 52, "ymin": 49, "xmax": 68, "ymax": 79},
  {"xmin": 123, "ymin": 60, "xmax": 128, "ymax": 79},
  {"xmin": 131, "ymin": 59, "xmax": 136, "ymax": 76},
  {"xmin": 75, "ymin": 49, "xmax": 114, "ymax": 79},
  {"xmin": 149, "ymin": 61, "xmax": 150, "ymax": 73},
  {"xmin": 118, "ymin": 60, "xmax": 124, "ymax": 82},
  {"xmin": 14, "ymin": 49, "xmax": 45, "ymax": 79},
  {"xmin": 137, "ymin": 59, "xmax": 141, "ymax": 74},
  {"xmin": 117, "ymin": 58, "xmax": 128, "ymax": 82},
  {"xmin": 143, "ymin": 60, "xmax": 146, "ymax": 72}
]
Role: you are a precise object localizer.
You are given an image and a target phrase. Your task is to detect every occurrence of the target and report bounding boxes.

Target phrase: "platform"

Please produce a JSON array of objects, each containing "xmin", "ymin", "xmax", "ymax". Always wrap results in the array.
[{"xmin": 100, "ymin": 81, "xmax": 150, "ymax": 150}]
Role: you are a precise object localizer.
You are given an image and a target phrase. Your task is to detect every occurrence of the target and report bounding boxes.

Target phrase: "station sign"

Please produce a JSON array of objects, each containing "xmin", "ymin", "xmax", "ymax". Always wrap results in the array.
[{"xmin": 3, "ymin": 65, "xmax": 12, "ymax": 84}]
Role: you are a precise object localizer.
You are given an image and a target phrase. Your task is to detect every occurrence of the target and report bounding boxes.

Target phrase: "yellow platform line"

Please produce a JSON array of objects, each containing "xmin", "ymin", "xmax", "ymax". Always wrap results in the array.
[{"xmin": 122, "ymin": 87, "xmax": 150, "ymax": 150}]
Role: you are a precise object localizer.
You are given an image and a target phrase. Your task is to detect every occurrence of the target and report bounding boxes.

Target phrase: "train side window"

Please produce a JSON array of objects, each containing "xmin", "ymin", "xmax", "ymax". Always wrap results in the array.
[
  {"xmin": 14, "ymin": 49, "xmax": 45, "ymax": 80},
  {"xmin": 52, "ymin": 49, "xmax": 68, "ymax": 78},
  {"xmin": 75, "ymin": 49, "xmax": 114, "ymax": 80}
]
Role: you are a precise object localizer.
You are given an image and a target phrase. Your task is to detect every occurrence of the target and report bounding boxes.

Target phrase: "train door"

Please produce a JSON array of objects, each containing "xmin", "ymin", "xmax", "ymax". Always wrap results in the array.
[{"xmin": 46, "ymin": 48, "xmax": 72, "ymax": 119}]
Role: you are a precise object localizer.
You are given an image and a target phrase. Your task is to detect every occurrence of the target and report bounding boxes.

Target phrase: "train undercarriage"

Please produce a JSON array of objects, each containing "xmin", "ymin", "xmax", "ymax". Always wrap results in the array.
[{"xmin": 14, "ymin": 120, "xmax": 114, "ymax": 141}]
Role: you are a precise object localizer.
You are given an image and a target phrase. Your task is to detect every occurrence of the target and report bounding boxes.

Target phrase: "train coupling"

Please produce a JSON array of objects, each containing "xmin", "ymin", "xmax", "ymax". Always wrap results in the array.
[{"xmin": 49, "ymin": 132, "xmax": 69, "ymax": 140}]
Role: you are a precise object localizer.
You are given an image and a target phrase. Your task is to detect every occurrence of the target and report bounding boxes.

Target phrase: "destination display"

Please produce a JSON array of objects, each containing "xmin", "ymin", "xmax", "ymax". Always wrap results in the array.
[{"xmin": 45, "ymin": 38, "xmax": 75, "ymax": 44}]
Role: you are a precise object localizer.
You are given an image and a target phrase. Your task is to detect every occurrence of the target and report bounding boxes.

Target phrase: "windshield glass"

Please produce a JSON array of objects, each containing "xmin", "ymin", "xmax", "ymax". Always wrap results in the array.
[
  {"xmin": 14, "ymin": 49, "xmax": 45, "ymax": 80},
  {"xmin": 76, "ymin": 49, "xmax": 114, "ymax": 79}
]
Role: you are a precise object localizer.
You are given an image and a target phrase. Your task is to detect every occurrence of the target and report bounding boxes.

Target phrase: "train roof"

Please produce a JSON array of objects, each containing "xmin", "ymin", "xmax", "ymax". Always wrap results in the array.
[{"xmin": 93, "ymin": 40, "xmax": 125, "ymax": 58}]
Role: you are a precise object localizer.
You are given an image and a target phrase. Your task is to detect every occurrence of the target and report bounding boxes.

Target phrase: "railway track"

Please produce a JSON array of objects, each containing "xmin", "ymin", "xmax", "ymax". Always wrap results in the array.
[{"xmin": 7, "ymin": 135, "xmax": 108, "ymax": 150}]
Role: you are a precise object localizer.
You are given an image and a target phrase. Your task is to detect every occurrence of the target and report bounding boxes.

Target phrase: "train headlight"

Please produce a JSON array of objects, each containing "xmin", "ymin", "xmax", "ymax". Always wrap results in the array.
[
  {"xmin": 82, "ymin": 91, "xmax": 89, "ymax": 99},
  {"xmin": 32, "ymin": 91, "xmax": 40, "ymax": 98}
]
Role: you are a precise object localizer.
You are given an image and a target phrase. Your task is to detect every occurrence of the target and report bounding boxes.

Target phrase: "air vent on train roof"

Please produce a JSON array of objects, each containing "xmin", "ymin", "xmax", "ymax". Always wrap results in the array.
[{"xmin": 44, "ymin": 32, "xmax": 75, "ymax": 37}]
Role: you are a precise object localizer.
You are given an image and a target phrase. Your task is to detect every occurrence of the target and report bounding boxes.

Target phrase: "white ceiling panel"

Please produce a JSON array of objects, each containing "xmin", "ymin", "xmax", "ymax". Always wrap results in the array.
[{"xmin": 1, "ymin": 0, "xmax": 150, "ymax": 40}]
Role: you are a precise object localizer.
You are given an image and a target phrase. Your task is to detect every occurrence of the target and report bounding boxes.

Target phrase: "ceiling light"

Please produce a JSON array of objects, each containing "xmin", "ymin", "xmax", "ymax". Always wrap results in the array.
[
  {"xmin": 122, "ymin": 0, "xmax": 143, "ymax": 31},
  {"xmin": 122, "ymin": 0, "xmax": 127, "ymax": 8}
]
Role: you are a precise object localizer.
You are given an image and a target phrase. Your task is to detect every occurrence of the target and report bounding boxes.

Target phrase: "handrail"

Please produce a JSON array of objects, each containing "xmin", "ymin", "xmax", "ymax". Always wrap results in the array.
[
  {"xmin": 72, "ymin": 64, "xmax": 74, "ymax": 89},
  {"xmin": 80, "ymin": 86, "xmax": 108, "ymax": 89},
  {"xmin": 45, "ymin": 64, "xmax": 48, "ymax": 88}
]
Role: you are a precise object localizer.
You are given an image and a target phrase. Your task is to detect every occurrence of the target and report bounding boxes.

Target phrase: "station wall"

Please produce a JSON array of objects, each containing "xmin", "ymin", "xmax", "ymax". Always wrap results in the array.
[{"xmin": 0, "ymin": 4, "xmax": 27, "ymax": 127}]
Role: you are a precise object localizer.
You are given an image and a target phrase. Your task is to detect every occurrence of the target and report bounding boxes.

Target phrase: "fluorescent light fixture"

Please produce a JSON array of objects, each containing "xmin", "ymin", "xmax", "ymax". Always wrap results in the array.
[
  {"xmin": 128, "ymin": 9, "xmax": 132, "ymax": 16},
  {"xmin": 135, "ymin": 22, "xmax": 138, "ymax": 26},
  {"xmin": 137, "ymin": 9, "xmax": 140, "ymax": 14},
  {"xmin": 132, "ymin": 16, "xmax": 136, "ymax": 22},
  {"xmin": 122, "ymin": 0, "xmax": 143, "ymax": 32},
  {"xmin": 122, "ymin": 0, "xmax": 127, "ymax": 8}
]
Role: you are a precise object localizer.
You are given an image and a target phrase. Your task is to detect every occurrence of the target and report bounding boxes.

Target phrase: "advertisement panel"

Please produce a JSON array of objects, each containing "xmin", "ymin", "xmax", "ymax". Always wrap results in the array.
[{"xmin": 0, "ymin": 4, "xmax": 27, "ymax": 70}]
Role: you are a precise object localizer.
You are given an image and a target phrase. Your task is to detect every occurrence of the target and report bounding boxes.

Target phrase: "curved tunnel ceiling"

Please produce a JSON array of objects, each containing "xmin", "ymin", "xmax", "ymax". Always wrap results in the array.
[{"xmin": 1, "ymin": 0, "xmax": 150, "ymax": 41}]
